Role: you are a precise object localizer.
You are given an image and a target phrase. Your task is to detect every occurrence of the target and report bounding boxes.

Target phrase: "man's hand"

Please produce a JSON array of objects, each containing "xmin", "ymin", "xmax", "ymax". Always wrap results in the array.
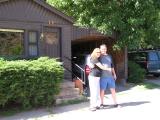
[
  {"xmin": 113, "ymin": 74, "xmax": 117, "ymax": 81},
  {"xmin": 111, "ymin": 68, "xmax": 117, "ymax": 80}
]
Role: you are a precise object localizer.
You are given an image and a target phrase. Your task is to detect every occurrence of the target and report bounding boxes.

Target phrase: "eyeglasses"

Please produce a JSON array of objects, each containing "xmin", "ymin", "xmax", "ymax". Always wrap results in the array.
[{"xmin": 96, "ymin": 52, "xmax": 101, "ymax": 53}]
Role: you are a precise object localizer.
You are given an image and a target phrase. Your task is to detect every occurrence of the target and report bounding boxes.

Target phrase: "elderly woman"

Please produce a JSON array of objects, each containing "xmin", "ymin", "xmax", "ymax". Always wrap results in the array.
[{"xmin": 88, "ymin": 48, "xmax": 111, "ymax": 111}]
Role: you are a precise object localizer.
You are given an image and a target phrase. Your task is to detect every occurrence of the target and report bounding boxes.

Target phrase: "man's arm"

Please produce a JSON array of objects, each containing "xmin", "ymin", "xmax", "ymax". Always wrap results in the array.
[
  {"xmin": 112, "ymin": 68, "xmax": 117, "ymax": 80},
  {"xmin": 110, "ymin": 55, "xmax": 117, "ymax": 80}
]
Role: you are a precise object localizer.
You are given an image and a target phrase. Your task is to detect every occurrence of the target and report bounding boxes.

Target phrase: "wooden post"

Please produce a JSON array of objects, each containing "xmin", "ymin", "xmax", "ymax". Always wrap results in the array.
[{"xmin": 123, "ymin": 46, "xmax": 128, "ymax": 85}]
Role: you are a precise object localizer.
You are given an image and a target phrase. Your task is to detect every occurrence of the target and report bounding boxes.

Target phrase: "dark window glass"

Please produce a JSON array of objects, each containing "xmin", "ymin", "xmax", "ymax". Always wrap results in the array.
[
  {"xmin": 0, "ymin": 29, "xmax": 24, "ymax": 56},
  {"xmin": 73, "ymin": 55, "xmax": 85, "ymax": 65},
  {"xmin": 28, "ymin": 31, "xmax": 38, "ymax": 56}
]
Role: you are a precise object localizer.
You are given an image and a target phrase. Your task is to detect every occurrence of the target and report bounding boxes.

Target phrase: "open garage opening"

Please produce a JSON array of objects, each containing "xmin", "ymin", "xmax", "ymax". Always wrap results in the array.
[{"xmin": 71, "ymin": 35, "xmax": 127, "ymax": 85}]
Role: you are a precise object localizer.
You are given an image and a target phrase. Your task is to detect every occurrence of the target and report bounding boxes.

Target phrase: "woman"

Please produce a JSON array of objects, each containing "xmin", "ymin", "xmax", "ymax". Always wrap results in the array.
[{"xmin": 88, "ymin": 48, "xmax": 111, "ymax": 111}]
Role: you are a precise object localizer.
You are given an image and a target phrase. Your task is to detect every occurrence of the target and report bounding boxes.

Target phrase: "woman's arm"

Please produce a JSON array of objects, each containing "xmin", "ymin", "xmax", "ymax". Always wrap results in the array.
[{"xmin": 95, "ymin": 62, "xmax": 111, "ymax": 71}]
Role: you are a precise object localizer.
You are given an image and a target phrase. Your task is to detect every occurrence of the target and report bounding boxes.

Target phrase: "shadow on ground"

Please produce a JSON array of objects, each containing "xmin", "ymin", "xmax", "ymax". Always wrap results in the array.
[
  {"xmin": 54, "ymin": 100, "xmax": 150, "ymax": 113},
  {"xmin": 119, "ymin": 101, "xmax": 150, "ymax": 107}
]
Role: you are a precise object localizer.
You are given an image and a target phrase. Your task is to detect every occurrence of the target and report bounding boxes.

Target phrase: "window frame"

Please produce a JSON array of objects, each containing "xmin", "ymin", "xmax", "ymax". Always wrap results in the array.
[{"xmin": 0, "ymin": 28, "xmax": 25, "ymax": 57}]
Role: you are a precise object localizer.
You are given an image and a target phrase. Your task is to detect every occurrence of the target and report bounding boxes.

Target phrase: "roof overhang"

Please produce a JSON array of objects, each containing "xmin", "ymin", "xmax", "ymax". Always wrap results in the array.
[
  {"xmin": 72, "ymin": 35, "xmax": 115, "ymax": 44},
  {"xmin": 34, "ymin": 0, "xmax": 74, "ymax": 23},
  {"xmin": 72, "ymin": 26, "xmax": 115, "ymax": 44},
  {"xmin": 0, "ymin": 0, "xmax": 74, "ymax": 24}
]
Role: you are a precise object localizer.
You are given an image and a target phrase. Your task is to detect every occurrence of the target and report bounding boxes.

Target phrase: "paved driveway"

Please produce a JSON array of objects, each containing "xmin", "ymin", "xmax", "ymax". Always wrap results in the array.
[
  {"xmin": 1, "ymin": 82, "xmax": 160, "ymax": 120},
  {"xmin": 145, "ymin": 76, "xmax": 160, "ymax": 85}
]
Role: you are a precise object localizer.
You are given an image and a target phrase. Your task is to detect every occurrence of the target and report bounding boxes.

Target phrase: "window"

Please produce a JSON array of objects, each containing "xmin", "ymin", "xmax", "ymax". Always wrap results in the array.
[
  {"xmin": 158, "ymin": 51, "xmax": 160, "ymax": 59},
  {"xmin": 0, "ymin": 28, "xmax": 24, "ymax": 56},
  {"xmin": 28, "ymin": 31, "xmax": 38, "ymax": 56},
  {"xmin": 148, "ymin": 52, "xmax": 159, "ymax": 61}
]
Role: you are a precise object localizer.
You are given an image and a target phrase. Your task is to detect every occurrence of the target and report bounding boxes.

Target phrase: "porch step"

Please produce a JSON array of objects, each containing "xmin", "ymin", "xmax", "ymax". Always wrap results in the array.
[
  {"xmin": 57, "ymin": 87, "xmax": 80, "ymax": 99},
  {"xmin": 56, "ymin": 95, "xmax": 86, "ymax": 105},
  {"xmin": 56, "ymin": 80, "xmax": 85, "ymax": 105},
  {"xmin": 60, "ymin": 80, "xmax": 75, "ymax": 89}
]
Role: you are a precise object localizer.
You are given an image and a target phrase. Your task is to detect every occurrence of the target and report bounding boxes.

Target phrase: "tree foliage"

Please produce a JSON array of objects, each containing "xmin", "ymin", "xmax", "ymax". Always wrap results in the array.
[{"xmin": 47, "ymin": 0, "xmax": 160, "ymax": 50}]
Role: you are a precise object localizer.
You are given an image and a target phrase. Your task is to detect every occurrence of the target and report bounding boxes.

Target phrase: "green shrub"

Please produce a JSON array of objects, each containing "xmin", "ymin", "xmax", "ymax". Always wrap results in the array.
[
  {"xmin": 0, "ymin": 57, "xmax": 64, "ymax": 108},
  {"xmin": 0, "ymin": 55, "xmax": 22, "ymax": 61},
  {"xmin": 128, "ymin": 61, "xmax": 146, "ymax": 83}
]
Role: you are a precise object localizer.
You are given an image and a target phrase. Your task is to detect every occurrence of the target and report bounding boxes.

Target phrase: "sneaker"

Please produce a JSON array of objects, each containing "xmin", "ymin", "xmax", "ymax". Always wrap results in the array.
[
  {"xmin": 96, "ymin": 106, "xmax": 100, "ymax": 110},
  {"xmin": 89, "ymin": 107, "xmax": 96, "ymax": 111},
  {"xmin": 103, "ymin": 104, "xmax": 110, "ymax": 107},
  {"xmin": 100, "ymin": 104, "xmax": 104, "ymax": 109},
  {"xmin": 100, "ymin": 104, "xmax": 109, "ymax": 109}
]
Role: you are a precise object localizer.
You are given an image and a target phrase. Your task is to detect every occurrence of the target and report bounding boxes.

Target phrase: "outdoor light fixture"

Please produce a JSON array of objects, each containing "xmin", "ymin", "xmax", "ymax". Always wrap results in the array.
[{"xmin": 40, "ymin": 33, "xmax": 44, "ymax": 41}]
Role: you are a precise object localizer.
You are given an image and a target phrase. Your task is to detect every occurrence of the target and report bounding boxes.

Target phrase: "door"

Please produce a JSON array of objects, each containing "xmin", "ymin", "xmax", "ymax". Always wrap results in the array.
[{"xmin": 43, "ymin": 26, "xmax": 61, "ymax": 58}]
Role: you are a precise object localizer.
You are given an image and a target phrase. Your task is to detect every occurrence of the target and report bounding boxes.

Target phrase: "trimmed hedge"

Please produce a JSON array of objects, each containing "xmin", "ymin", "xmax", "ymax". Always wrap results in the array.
[
  {"xmin": 128, "ymin": 61, "xmax": 146, "ymax": 83},
  {"xmin": 0, "ymin": 57, "xmax": 64, "ymax": 108}
]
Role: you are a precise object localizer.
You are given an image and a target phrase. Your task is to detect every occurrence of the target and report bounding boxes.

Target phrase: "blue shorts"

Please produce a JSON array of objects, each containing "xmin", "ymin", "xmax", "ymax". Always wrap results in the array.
[{"xmin": 100, "ymin": 77, "xmax": 115, "ymax": 90}]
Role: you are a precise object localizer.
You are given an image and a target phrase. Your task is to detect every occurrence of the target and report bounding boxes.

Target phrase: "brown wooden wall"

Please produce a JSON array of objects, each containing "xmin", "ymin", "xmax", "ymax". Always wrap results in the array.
[
  {"xmin": 0, "ymin": 0, "xmax": 72, "ymax": 25},
  {"xmin": 0, "ymin": 0, "xmax": 73, "ymax": 79},
  {"xmin": 72, "ymin": 26, "xmax": 104, "ymax": 41}
]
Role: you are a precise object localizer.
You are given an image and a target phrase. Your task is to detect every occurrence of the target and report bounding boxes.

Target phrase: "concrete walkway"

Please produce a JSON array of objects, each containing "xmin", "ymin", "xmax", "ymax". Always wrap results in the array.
[{"xmin": 0, "ymin": 79, "xmax": 160, "ymax": 120}]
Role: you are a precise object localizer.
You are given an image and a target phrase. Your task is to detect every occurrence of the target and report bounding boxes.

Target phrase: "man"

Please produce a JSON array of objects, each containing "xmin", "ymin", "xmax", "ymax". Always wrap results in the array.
[{"xmin": 99, "ymin": 44, "xmax": 118, "ymax": 108}]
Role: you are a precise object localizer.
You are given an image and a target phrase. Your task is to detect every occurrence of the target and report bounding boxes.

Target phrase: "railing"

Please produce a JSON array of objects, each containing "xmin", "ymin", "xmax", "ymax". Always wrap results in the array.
[{"xmin": 63, "ymin": 56, "xmax": 86, "ymax": 85}]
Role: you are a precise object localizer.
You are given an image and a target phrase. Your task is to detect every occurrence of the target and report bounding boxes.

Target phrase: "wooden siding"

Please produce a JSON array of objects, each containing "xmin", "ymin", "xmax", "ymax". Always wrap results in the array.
[
  {"xmin": 0, "ymin": 0, "xmax": 72, "ymax": 25},
  {"xmin": 61, "ymin": 25, "xmax": 72, "ymax": 79},
  {"xmin": 43, "ymin": 26, "xmax": 61, "ymax": 58},
  {"xmin": 72, "ymin": 26, "xmax": 104, "ymax": 41},
  {"xmin": 0, "ymin": 0, "xmax": 73, "ymax": 80}
]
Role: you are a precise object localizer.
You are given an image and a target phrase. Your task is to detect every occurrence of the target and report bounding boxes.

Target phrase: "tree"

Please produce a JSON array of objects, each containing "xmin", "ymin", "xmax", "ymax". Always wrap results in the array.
[{"xmin": 47, "ymin": 0, "xmax": 160, "ymax": 50}]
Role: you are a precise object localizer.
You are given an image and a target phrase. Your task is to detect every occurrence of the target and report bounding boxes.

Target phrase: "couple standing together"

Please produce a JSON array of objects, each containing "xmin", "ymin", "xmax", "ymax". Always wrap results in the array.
[{"xmin": 88, "ymin": 44, "xmax": 118, "ymax": 111}]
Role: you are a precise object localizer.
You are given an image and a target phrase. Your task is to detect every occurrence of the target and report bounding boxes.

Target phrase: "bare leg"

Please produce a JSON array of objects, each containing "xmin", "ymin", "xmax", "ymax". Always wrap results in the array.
[
  {"xmin": 110, "ymin": 88, "xmax": 117, "ymax": 104},
  {"xmin": 100, "ymin": 89, "xmax": 105, "ymax": 105}
]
